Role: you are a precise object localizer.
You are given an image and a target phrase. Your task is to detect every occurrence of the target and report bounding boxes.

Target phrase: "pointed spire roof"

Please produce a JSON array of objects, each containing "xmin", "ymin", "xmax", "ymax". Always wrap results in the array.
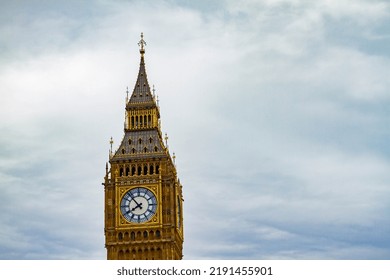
[
  {"xmin": 110, "ymin": 33, "xmax": 168, "ymax": 162},
  {"xmin": 128, "ymin": 33, "xmax": 155, "ymax": 106}
]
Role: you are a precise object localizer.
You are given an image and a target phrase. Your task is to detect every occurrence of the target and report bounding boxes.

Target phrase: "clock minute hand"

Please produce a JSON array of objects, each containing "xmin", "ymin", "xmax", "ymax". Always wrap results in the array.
[
  {"xmin": 129, "ymin": 194, "xmax": 141, "ymax": 208},
  {"xmin": 130, "ymin": 195, "xmax": 143, "ymax": 211}
]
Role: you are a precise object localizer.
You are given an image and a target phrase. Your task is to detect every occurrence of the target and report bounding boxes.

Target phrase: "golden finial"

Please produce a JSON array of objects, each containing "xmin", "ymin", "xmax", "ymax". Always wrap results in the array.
[
  {"xmin": 138, "ymin": 32, "xmax": 146, "ymax": 56},
  {"xmin": 173, "ymin": 152, "xmax": 176, "ymax": 165},
  {"xmin": 164, "ymin": 133, "xmax": 169, "ymax": 148},
  {"xmin": 109, "ymin": 137, "xmax": 114, "ymax": 157}
]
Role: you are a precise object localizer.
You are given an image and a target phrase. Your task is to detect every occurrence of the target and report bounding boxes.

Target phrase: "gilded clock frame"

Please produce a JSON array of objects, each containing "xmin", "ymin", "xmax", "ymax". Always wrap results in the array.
[{"xmin": 116, "ymin": 184, "xmax": 161, "ymax": 228}]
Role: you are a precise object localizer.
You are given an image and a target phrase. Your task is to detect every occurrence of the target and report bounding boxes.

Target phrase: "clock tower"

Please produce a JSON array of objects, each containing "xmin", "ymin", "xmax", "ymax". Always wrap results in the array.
[{"xmin": 103, "ymin": 33, "xmax": 184, "ymax": 260}]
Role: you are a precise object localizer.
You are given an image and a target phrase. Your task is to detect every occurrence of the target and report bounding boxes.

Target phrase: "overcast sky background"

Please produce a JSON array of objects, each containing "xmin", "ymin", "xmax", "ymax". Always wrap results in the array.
[{"xmin": 1, "ymin": 0, "xmax": 390, "ymax": 259}]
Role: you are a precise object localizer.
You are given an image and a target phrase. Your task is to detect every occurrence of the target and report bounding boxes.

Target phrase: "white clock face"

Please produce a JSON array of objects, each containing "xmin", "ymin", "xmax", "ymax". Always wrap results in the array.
[{"xmin": 120, "ymin": 187, "xmax": 157, "ymax": 223}]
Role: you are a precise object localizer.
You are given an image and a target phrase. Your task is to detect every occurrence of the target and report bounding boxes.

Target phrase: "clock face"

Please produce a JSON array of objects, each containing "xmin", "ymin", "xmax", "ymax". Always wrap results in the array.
[{"xmin": 120, "ymin": 187, "xmax": 157, "ymax": 223}]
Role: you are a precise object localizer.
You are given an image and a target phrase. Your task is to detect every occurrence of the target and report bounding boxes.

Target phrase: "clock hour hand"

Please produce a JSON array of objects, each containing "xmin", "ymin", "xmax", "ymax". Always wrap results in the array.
[{"xmin": 131, "ymin": 202, "xmax": 143, "ymax": 211}]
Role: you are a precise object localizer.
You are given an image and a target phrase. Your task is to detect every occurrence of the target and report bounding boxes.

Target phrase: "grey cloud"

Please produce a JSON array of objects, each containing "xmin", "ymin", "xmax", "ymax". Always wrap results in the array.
[{"xmin": 1, "ymin": 0, "xmax": 390, "ymax": 259}]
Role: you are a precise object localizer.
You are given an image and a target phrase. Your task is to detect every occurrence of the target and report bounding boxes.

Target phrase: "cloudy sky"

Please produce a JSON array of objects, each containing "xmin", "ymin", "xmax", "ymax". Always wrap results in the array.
[{"xmin": 1, "ymin": 0, "xmax": 390, "ymax": 260}]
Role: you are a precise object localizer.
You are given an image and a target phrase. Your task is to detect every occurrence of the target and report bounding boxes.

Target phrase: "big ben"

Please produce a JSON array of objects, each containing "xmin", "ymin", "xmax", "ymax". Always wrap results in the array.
[{"xmin": 103, "ymin": 33, "xmax": 184, "ymax": 260}]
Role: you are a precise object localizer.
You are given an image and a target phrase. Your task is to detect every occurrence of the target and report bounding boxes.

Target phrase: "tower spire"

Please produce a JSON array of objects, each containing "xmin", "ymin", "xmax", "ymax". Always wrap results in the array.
[{"xmin": 127, "ymin": 32, "xmax": 156, "ymax": 106}]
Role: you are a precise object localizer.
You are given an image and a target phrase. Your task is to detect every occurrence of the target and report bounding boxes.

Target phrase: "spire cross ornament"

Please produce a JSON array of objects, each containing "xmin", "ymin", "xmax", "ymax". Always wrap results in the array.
[{"xmin": 138, "ymin": 32, "xmax": 146, "ymax": 55}]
